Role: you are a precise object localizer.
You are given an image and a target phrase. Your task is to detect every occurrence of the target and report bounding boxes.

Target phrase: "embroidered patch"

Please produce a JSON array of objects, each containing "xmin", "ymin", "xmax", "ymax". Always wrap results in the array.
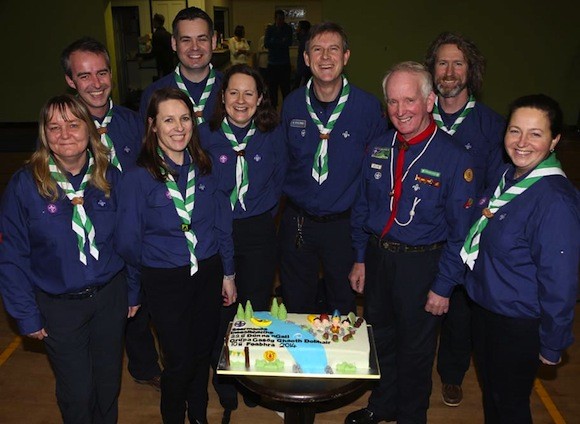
[
  {"xmin": 415, "ymin": 174, "xmax": 441, "ymax": 187},
  {"xmin": 371, "ymin": 163, "xmax": 382, "ymax": 170},
  {"xmin": 478, "ymin": 196, "xmax": 488, "ymax": 206},
  {"xmin": 374, "ymin": 171, "xmax": 382, "ymax": 180},
  {"xmin": 463, "ymin": 198, "xmax": 474, "ymax": 209},
  {"xmin": 98, "ymin": 199, "xmax": 106, "ymax": 207},
  {"xmin": 198, "ymin": 183, "xmax": 206, "ymax": 191},
  {"xmin": 290, "ymin": 119, "xmax": 307, "ymax": 128},
  {"xmin": 371, "ymin": 147, "xmax": 391, "ymax": 159},
  {"xmin": 47, "ymin": 203, "xmax": 58, "ymax": 214},
  {"xmin": 342, "ymin": 131, "xmax": 350, "ymax": 138},
  {"xmin": 165, "ymin": 190, "xmax": 172, "ymax": 200},
  {"xmin": 254, "ymin": 154, "xmax": 262, "ymax": 162},
  {"xmin": 124, "ymin": 146, "xmax": 131, "ymax": 154},
  {"xmin": 420, "ymin": 168, "xmax": 441, "ymax": 178},
  {"xmin": 219, "ymin": 154, "xmax": 228, "ymax": 164},
  {"xmin": 463, "ymin": 168, "xmax": 474, "ymax": 182}
]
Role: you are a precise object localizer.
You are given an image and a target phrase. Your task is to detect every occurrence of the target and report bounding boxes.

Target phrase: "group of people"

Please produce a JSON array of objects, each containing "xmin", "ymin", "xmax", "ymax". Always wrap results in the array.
[
  {"xmin": 228, "ymin": 11, "xmax": 312, "ymax": 108},
  {"xmin": 0, "ymin": 6, "xmax": 578, "ymax": 424}
]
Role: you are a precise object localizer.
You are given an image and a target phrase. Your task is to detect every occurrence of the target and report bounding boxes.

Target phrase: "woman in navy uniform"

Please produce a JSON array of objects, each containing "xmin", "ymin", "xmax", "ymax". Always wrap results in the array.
[
  {"xmin": 0, "ymin": 95, "xmax": 138, "ymax": 423},
  {"xmin": 462, "ymin": 94, "xmax": 579, "ymax": 423},
  {"xmin": 199, "ymin": 63, "xmax": 286, "ymax": 423},
  {"xmin": 116, "ymin": 87, "xmax": 236, "ymax": 424}
]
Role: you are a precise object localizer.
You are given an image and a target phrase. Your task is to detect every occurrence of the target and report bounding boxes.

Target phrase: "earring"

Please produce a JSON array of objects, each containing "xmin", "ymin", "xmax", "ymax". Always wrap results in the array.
[{"xmin": 550, "ymin": 148, "xmax": 555, "ymax": 153}]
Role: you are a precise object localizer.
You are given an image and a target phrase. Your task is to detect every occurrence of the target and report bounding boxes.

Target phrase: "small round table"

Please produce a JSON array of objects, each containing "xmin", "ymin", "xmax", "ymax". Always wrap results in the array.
[{"xmin": 237, "ymin": 376, "xmax": 369, "ymax": 424}]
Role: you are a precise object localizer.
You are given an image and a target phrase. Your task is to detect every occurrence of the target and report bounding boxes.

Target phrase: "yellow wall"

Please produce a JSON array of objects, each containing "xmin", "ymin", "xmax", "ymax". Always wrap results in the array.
[
  {"xmin": 323, "ymin": 0, "xmax": 580, "ymax": 124},
  {"xmin": 0, "ymin": 1, "xmax": 107, "ymax": 121},
  {"xmin": 1, "ymin": 0, "xmax": 579, "ymax": 124}
]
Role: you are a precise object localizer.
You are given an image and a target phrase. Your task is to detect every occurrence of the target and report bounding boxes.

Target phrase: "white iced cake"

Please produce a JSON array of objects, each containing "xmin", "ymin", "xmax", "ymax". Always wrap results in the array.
[{"xmin": 223, "ymin": 301, "xmax": 370, "ymax": 375}]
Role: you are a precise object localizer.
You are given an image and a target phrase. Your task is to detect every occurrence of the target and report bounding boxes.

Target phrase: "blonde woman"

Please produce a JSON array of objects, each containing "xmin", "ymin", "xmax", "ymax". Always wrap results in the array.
[{"xmin": 0, "ymin": 94, "xmax": 139, "ymax": 423}]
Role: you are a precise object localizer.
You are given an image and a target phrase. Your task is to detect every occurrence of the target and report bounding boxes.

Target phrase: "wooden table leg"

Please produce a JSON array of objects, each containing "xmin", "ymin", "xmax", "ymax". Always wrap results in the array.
[{"xmin": 284, "ymin": 405, "xmax": 315, "ymax": 424}]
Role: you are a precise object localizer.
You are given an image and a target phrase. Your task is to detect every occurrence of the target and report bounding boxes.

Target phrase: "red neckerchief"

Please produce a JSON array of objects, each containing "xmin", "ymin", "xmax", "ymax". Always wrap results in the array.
[{"xmin": 380, "ymin": 118, "xmax": 437, "ymax": 238}]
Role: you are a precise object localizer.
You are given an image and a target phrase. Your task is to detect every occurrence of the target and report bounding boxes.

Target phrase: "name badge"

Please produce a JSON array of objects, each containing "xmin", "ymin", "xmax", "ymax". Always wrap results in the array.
[
  {"xmin": 290, "ymin": 119, "xmax": 307, "ymax": 128},
  {"xmin": 371, "ymin": 163, "xmax": 382, "ymax": 170}
]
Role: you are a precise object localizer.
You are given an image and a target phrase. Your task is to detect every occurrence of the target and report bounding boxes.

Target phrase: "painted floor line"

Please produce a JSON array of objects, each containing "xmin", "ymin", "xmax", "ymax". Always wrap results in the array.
[
  {"xmin": 0, "ymin": 336, "xmax": 22, "ymax": 367},
  {"xmin": 534, "ymin": 378, "xmax": 566, "ymax": 424}
]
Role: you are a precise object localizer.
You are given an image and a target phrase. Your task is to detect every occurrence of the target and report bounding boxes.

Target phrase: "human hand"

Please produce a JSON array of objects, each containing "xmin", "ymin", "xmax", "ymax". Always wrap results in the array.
[
  {"xmin": 222, "ymin": 278, "xmax": 237, "ymax": 306},
  {"xmin": 424, "ymin": 290, "xmax": 449, "ymax": 316},
  {"xmin": 128, "ymin": 305, "xmax": 141, "ymax": 318},
  {"xmin": 27, "ymin": 328, "xmax": 48, "ymax": 340},
  {"xmin": 349, "ymin": 262, "xmax": 366, "ymax": 294}
]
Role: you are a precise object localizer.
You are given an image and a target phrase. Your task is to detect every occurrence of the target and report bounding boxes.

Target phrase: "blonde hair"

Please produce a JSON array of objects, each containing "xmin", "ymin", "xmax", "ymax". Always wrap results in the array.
[{"xmin": 29, "ymin": 94, "xmax": 112, "ymax": 201}]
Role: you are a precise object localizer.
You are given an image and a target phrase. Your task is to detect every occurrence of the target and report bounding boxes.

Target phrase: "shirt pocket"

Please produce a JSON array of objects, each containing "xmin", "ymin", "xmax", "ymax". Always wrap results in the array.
[{"xmin": 89, "ymin": 196, "xmax": 117, "ymax": 242}]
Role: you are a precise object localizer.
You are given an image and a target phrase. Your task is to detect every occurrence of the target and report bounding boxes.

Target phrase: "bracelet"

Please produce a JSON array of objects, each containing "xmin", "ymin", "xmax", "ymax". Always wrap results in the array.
[{"xmin": 223, "ymin": 274, "xmax": 236, "ymax": 281}]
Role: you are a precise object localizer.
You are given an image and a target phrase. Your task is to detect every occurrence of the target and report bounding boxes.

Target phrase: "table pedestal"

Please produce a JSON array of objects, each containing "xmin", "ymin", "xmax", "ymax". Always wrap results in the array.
[{"xmin": 237, "ymin": 376, "xmax": 369, "ymax": 424}]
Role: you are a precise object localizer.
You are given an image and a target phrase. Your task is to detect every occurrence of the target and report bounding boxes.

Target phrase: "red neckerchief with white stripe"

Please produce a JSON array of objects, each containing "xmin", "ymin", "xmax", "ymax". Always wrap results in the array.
[{"xmin": 381, "ymin": 119, "xmax": 437, "ymax": 238}]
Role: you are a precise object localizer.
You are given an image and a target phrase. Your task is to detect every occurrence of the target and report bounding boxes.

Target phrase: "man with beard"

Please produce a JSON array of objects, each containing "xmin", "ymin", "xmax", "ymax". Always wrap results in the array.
[
  {"xmin": 279, "ymin": 22, "xmax": 386, "ymax": 316},
  {"xmin": 61, "ymin": 37, "xmax": 160, "ymax": 389},
  {"xmin": 424, "ymin": 31, "xmax": 505, "ymax": 408},
  {"xmin": 346, "ymin": 61, "xmax": 475, "ymax": 424},
  {"xmin": 139, "ymin": 6, "xmax": 222, "ymax": 125}
]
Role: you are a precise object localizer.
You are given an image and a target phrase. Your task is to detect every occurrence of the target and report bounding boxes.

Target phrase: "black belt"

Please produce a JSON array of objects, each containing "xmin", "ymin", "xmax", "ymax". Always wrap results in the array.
[
  {"xmin": 287, "ymin": 200, "xmax": 350, "ymax": 223},
  {"xmin": 369, "ymin": 235, "xmax": 445, "ymax": 253},
  {"xmin": 45, "ymin": 281, "xmax": 110, "ymax": 300}
]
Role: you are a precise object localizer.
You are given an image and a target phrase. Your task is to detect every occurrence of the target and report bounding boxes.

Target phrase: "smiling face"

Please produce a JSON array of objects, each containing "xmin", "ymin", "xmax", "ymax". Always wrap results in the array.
[
  {"xmin": 65, "ymin": 51, "xmax": 111, "ymax": 118},
  {"xmin": 223, "ymin": 73, "xmax": 262, "ymax": 128},
  {"xmin": 433, "ymin": 43, "xmax": 468, "ymax": 99},
  {"xmin": 305, "ymin": 31, "xmax": 350, "ymax": 84},
  {"xmin": 505, "ymin": 107, "xmax": 560, "ymax": 178},
  {"xmin": 385, "ymin": 71, "xmax": 435, "ymax": 140},
  {"xmin": 150, "ymin": 99, "xmax": 193, "ymax": 165},
  {"xmin": 45, "ymin": 104, "xmax": 89, "ymax": 168},
  {"xmin": 172, "ymin": 18, "xmax": 216, "ymax": 81}
]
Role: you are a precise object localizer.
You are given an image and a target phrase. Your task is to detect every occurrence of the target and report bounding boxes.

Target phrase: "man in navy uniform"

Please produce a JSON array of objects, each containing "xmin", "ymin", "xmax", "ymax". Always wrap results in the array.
[
  {"xmin": 424, "ymin": 32, "xmax": 505, "ymax": 407},
  {"xmin": 278, "ymin": 22, "xmax": 386, "ymax": 315},
  {"xmin": 139, "ymin": 6, "xmax": 222, "ymax": 125},
  {"xmin": 61, "ymin": 37, "xmax": 160, "ymax": 390},
  {"xmin": 346, "ymin": 61, "xmax": 476, "ymax": 424}
]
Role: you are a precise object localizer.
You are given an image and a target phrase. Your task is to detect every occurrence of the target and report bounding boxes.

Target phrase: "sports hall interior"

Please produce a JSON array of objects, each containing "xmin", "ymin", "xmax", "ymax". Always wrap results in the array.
[{"xmin": 1, "ymin": 0, "xmax": 579, "ymax": 422}]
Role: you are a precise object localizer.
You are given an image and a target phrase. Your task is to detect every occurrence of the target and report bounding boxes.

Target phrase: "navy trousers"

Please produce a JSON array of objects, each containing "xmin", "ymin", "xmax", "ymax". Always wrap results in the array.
[
  {"xmin": 142, "ymin": 257, "xmax": 222, "ymax": 424},
  {"xmin": 364, "ymin": 242, "xmax": 443, "ymax": 424},
  {"xmin": 278, "ymin": 205, "xmax": 356, "ymax": 315},
  {"xmin": 36, "ymin": 272, "xmax": 127, "ymax": 424},
  {"xmin": 471, "ymin": 302, "xmax": 540, "ymax": 424}
]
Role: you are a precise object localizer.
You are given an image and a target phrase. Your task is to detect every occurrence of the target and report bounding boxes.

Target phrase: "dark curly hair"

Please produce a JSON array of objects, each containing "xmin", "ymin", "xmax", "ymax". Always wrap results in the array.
[{"xmin": 424, "ymin": 32, "xmax": 486, "ymax": 97}]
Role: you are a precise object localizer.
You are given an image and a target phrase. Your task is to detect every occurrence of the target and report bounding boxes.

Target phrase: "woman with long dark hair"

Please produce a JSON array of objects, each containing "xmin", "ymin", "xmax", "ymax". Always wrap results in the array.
[{"xmin": 116, "ymin": 87, "xmax": 236, "ymax": 424}]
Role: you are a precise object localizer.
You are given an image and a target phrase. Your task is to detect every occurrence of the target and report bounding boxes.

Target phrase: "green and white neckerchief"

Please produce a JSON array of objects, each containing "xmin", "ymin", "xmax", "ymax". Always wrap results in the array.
[
  {"xmin": 432, "ymin": 95, "xmax": 476, "ymax": 135},
  {"xmin": 94, "ymin": 98, "xmax": 122, "ymax": 172},
  {"xmin": 305, "ymin": 75, "xmax": 350, "ymax": 184},
  {"xmin": 48, "ymin": 152, "xmax": 99, "ymax": 265},
  {"xmin": 158, "ymin": 148, "xmax": 198, "ymax": 275},
  {"xmin": 221, "ymin": 117, "xmax": 256, "ymax": 211},
  {"xmin": 461, "ymin": 153, "xmax": 565, "ymax": 270},
  {"xmin": 174, "ymin": 64, "xmax": 216, "ymax": 124}
]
